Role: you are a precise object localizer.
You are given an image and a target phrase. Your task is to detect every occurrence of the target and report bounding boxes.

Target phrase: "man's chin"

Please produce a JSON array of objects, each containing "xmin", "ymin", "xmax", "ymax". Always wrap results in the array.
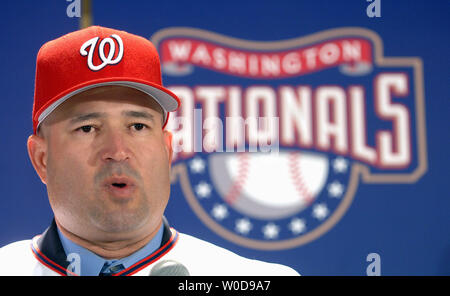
[{"xmin": 89, "ymin": 206, "xmax": 150, "ymax": 234}]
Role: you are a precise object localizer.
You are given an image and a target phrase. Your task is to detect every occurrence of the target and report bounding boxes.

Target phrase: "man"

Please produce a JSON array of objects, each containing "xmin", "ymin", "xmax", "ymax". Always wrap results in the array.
[{"xmin": 0, "ymin": 26, "xmax": 299, "ymax": 276}]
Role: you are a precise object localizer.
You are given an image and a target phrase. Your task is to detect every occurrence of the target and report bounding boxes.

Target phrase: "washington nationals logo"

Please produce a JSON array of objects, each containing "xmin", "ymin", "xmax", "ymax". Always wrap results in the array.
[
  {"xmin": 80, "ymin": 34, "xmax": 124, "ymax": 71},
  {"xmin": 152, "ymin": 27, "xmax": 427, "ymax": 250}
]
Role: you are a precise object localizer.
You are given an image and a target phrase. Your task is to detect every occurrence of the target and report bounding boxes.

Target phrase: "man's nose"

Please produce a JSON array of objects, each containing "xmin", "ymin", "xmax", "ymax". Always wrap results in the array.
[{"xmin": 100, "ymin": 130, "xmax": 132, "ymax": 162}]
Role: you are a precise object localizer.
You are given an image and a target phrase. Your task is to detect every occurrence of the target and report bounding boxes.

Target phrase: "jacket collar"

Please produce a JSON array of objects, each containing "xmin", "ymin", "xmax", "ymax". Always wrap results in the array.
[{"xmin": 30, "ymin": 217, "xmax": 178, "ymax": 276}]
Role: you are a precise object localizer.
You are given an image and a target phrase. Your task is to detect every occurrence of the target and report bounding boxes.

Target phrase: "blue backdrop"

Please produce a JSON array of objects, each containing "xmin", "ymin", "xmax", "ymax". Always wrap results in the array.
[{"xmin": 0, "ymin": 0, "xmax": 449, "ymax": 275}]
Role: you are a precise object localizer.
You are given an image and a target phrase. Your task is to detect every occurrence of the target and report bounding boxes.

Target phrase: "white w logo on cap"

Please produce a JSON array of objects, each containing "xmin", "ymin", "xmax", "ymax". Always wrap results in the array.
[{"xmin": 80, "ymin": 34, "xmax": 124, "ymax": 71}]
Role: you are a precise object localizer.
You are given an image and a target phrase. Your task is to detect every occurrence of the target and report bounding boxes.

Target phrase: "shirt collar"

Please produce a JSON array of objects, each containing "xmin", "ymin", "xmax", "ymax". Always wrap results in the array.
[{"xmin": 57, "ymin": 224, "xmax": 164, "ymax": 276}]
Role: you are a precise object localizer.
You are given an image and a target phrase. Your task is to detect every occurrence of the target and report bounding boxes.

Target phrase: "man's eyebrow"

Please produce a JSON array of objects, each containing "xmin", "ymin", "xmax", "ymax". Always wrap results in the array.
[
  {"xmin": 69, "ymin": 112, "xmax": 106, "ymax": 124},
  {"xmin": 68, "ymin": 110, "xmax": 156, "ymax": 125},
  {"xmin": 121, "ymin": 110, "xmax": 155, "ymax": 122}
]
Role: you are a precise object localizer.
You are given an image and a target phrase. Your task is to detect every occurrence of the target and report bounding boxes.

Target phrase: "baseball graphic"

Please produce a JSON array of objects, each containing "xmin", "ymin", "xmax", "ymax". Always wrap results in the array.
[{"xmin": 208, "ymin": 151, "xmax": 329, "ymax": 220}]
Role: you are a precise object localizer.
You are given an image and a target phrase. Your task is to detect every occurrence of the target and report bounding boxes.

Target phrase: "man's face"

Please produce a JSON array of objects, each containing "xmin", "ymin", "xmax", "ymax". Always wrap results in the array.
[{"xmin": 29, "ymin": 86, "xmax": 173, "ymax": 241}]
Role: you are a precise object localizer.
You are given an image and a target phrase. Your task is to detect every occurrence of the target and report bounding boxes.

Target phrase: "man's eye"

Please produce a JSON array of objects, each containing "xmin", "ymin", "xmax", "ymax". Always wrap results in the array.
[
  {"xmin": 131, "ymin": 123, "xmax": 147, "ymax": 131},
  {"xmin": 76, "ymin": 125, "xmax": 95, "ymax": 133}
]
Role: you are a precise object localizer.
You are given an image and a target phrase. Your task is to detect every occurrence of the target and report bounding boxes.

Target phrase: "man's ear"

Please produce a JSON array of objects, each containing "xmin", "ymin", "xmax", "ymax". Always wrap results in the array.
[
  {"xmin": 27, "ymin": 134, "xmax": 48, "ymax": 184},
  {"xmin": 163, "ymin": 130, "xmax": 173, "ymax": 164}
]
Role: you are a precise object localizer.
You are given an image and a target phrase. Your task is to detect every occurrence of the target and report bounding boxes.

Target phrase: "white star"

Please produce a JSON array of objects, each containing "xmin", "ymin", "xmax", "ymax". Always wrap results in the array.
[
  {"xmin": 189, "ymin": 157, "xmax": 206, "ymax": 174},
  {"xmin": 211, "ymin": 204, "xmax": 228, "ymax": 220},
  {"xmin": 288, "ymin": 218, "xmax": 306, "ymax": 234},
  {"xmin": 235, "ymin": 218, "xmax": 252, "ymax": 235},
  {"xmin": 195, "ymin": 181, "xmax": 212, "ymax": 198},
  {"xmin": 327, "ymin": 181, "xmax": 344, "ymax": 198},
  {"xmin": 262, "ymin": 223, "xmax": 280, "ymax": 239},
  {"xmin": 333, "ymin": 157, "xmax": 349, "ymax": 173},
  {"xmin": 312, "ymin": 203, "xmax": 329, "ymax": 220}
]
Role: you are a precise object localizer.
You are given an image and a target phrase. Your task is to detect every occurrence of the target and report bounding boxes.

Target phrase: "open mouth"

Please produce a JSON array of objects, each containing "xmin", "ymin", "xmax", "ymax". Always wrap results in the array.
[
  {"xmin": 104, "ymin": 176, "xmax": 135, "ymax": 187},
  {"xmin": 103, "ymin": 176, "xmax": 136, "ymax": 197},
  {"xmin": 112, "ymin": 183, "xmax": 127, "ymax": 188}
]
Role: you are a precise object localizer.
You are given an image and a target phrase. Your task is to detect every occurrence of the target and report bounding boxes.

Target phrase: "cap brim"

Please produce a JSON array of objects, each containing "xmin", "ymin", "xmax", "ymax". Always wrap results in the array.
[{"xmin": 37, "ymin": 80, "xmax": 179, "ymax": 131}]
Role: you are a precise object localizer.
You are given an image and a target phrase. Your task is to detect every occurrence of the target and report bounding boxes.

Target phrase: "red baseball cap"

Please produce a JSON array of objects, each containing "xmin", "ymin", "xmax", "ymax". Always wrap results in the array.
[{"xmin": 32, "ymin": 25, "xmax": 180, "ymax": 134}]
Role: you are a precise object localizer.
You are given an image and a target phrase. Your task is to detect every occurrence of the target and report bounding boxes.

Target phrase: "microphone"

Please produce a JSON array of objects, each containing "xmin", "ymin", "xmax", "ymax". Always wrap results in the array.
[{"xmin": 149, "ymin": 260, "xmax": 190, "ymax": 276}]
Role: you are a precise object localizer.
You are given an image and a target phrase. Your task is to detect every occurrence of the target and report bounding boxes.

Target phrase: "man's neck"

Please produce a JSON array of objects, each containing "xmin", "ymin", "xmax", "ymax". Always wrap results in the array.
[{"xmin": 55, "ymin": 219, "xmax": 162, "ymax": 259}]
